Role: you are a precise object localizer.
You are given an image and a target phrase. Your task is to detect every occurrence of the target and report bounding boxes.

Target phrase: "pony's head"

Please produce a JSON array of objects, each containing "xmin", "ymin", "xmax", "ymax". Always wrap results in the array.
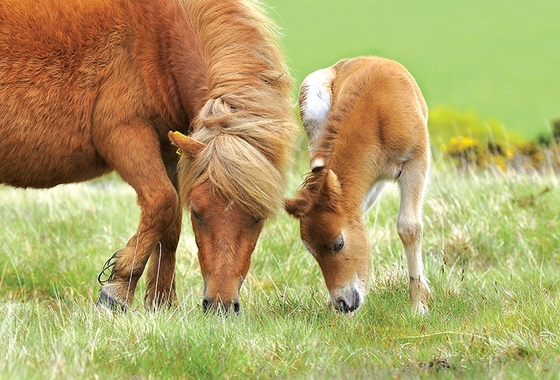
[
  {"xmin": 169, "ymin": 96, "xmax": 293, "ymax": 313},
  {"xmin": 284, "ymin": 162, "xmax": 370, "ymax": 312},
  {"xmin": 168, "ymin": 0, "xmax": 297, "ymax": 312}
]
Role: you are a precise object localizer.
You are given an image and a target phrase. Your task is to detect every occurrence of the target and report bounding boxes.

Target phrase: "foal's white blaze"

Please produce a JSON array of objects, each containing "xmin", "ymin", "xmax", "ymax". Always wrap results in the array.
[{"xmin": 299, "ymin": 68, "xmax": 335, "ymax": 156}]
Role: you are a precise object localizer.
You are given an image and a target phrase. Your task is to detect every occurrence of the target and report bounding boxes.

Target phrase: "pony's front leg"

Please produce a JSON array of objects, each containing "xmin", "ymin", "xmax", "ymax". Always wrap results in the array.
[
  {"xmin": 144, "ymin": 209, "xmax": 182, "ymax": 310},
  {"xmin": 97, "ymin": 233, "xmax": 154, "ymax": 311},
  {"xmin": 94, "ymin": 119, "xmax": 180, "ymax": 312},
  {"xmin": 397, "ymin": 161, "xmax": 431, "ymax": 315}
]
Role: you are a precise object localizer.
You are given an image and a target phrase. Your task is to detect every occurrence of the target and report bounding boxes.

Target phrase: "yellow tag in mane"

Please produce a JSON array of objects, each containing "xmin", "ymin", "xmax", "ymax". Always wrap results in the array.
[
  {"xmin": 172, "ymin": 131, "xmax": 189, "ymax": 139},
  {"xmin": 171, "ymin": 131, "xmax": 189, "ymax": 155}
]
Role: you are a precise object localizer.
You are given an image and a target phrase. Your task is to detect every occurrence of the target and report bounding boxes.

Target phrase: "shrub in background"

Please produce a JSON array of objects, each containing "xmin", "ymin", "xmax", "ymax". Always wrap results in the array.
[{"xmin": 430, "ymin": 107, "xmax": 559, "ymax": 173}]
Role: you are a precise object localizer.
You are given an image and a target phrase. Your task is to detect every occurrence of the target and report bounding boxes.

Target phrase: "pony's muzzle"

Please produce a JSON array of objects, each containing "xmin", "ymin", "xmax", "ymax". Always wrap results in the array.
[{"xmin": 202, "ymin": 295, "xmax": 241, "ymax": 314}]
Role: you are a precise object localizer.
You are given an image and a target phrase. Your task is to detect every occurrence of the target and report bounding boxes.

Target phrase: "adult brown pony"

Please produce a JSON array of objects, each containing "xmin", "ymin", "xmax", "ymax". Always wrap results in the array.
[
  {"xmin": 0, "ymin": 0, "xmax": 297, "ymax": 313},
  {"xmin": 285, "ymin": 57, "xmax": 431, "ymax": 314}
]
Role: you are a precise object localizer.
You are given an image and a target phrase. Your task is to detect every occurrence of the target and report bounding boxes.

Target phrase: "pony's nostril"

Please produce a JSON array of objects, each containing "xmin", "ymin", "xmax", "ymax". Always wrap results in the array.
[
  {"xmin": 351, "ymin": 289, "xmax": 361, "ymax": 310},
  {"xmin": 202, "ymin": 296, "xmax": 240, "ymax": 314},
  {"xmin": 202, "ymin": 296, "xmax": 211, "ymax": 312},
  {"xmin": 233, "ymin": 300, "xmax": 241, "ymax": 314}
]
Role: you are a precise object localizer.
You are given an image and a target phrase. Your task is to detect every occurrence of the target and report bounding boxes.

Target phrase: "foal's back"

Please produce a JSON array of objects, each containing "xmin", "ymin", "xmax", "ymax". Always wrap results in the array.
[{"xmin": 327, "ymin": 57, "xmax": 428, "ymax": 187}]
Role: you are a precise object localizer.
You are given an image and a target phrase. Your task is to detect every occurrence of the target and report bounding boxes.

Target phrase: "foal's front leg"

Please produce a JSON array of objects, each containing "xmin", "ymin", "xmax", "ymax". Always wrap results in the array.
[
  {"xmin": 397, "ymin": 161, "xmax": 431, "ymax": 314},
  {"xmin": 95, "ymin": 120, "xmax": 181, "ymax": 311}
]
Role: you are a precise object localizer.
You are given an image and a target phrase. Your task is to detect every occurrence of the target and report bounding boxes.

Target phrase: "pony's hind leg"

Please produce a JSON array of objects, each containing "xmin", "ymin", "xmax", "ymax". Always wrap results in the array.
[
  {"xmin": 396, "ymin": 158, "xmax": 431, "ymax": 314},
  {"xmin": 94, "ymin": 119, "xmax": 181, "ymax": 311}
]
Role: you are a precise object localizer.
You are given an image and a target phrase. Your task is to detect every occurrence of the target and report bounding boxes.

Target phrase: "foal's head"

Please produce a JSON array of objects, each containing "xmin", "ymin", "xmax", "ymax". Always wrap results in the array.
[
  {"xmin": 169, "ymin": 126, "xmax": 283, "ymax": 313},
  {"xmin": 285, "ymin": 165, "xmax": 370, "ymax": 312}
]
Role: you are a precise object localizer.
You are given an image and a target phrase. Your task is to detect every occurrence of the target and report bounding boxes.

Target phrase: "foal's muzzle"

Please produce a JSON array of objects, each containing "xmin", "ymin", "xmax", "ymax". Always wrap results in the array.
[{"xmin": 333, "ymin": 288, "xmax": 362, "ymax": 313}]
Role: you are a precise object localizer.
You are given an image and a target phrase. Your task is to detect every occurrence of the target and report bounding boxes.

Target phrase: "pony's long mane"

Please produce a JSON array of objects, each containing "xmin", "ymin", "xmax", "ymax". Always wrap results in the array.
[{"xmin": 177, "ymin": 0, "xmax": 297, "ymax": 218}]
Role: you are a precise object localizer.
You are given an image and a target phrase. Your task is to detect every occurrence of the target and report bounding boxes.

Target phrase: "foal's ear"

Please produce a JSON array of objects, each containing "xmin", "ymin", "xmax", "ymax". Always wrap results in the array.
[
  {"xmin": 283, "ymin": 193, "xmax": 311, "ymax": 219},
  {"xmin": 324, "ymin": 169, "xmax": 342, "ymax": 197},
  {"xmin": 168, "ymin": 131, "xmax": 205, "ymax": 158}
]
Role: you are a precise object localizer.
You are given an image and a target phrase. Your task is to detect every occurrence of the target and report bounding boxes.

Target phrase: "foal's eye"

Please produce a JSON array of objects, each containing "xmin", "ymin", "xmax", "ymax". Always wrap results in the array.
[
  {"xmin": 251, "ymin": 217, "xmax": 263, "ymax": 228},
  {"xmin": 332, "ymin": 235, "xmax": 345, "ymax": 252}
]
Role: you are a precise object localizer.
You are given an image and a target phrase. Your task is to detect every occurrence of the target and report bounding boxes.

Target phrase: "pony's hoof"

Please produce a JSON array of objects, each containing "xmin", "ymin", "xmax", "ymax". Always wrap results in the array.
[{"xmin": 96, "ymin": 289, "xmax": 127, "ymax": 313}]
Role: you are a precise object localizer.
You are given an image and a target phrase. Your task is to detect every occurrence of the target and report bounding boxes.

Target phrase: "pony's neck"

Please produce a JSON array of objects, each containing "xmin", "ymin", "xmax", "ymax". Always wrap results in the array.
[
  {"xmin": 161, "ymin": 6, "xmax": 209, "ymax": 123},
  {"xmin": 137, "ymin": 0, "xmax": 209, "ymax": 127}
]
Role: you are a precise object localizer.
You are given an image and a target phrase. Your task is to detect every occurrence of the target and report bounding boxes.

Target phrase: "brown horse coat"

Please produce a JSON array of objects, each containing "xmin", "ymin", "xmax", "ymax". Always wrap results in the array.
[
  {"xmin": 0, "ymin": 0, "xmax": 297, "ymax": 311},
  {"xmin": 286, "ymin": 57, "xmax": 431, "ymax": 313}
]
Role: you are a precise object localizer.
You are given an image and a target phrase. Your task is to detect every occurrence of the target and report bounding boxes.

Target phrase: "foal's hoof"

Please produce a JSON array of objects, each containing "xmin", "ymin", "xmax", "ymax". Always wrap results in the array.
[
  {"xmin": 410, "ymin": 276, "xmax": 431, "ymax": 315},
  {"xmin": 96, "ymin": 289, "xmax": 127, "ymax": 314}
]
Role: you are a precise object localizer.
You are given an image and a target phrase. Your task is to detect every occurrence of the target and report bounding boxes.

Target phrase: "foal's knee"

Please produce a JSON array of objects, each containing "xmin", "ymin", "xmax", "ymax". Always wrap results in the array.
[{"xmin": 397, "ymin": 219, "xmax": 423, "ymax": 246}]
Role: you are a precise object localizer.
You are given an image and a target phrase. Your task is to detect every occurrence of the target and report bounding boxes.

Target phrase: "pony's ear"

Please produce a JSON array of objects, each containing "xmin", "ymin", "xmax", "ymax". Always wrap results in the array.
[
  {"xmin": 284, "ymin": 192, "xmax": 312, "ymax": 219},
  {"xmin": 168, "ymin": 131, "xmax": 205, "ymax": 158}
]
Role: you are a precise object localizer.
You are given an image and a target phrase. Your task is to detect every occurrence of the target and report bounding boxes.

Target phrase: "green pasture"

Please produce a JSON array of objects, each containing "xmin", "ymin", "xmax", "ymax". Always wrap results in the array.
[
  {"xmin": 1, "ymin": 1, "xmax": 560, "ymax": 378},
  {"xmin": 266, "ymin": 0, "xmax": 560, "ymax": 140},
  {"xmin": 1, "ymin": 165, "xmax": 559, "ymax": 378}
]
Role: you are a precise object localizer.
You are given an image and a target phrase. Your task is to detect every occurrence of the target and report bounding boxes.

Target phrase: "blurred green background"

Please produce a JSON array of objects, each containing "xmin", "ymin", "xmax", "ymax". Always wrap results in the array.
[{"xmin": 265, "ymin": 0, "xmax": 560, "ymax": 140}]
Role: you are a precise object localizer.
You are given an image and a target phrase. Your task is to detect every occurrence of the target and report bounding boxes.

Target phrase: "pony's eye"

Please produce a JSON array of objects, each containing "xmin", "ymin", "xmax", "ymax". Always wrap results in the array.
[
  {"xmin": 190, "ymin": 206, "xmax": 202, "ymax": 222},
  {"xmin": 332, "ymin": 235, "xmax": 345, "ymax": 252},
  {"xmin": 251, "ymin": 217, "xmax": 263, "ymax": 228}
]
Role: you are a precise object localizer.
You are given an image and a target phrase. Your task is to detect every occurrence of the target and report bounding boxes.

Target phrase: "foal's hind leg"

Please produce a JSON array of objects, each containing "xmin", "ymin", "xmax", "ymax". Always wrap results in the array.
[
  {"xmin": 397, "ymin": 158, "xmax": 431, "ymax": 314},
  {"xmin": 95, "ymin": 120, "xmax": 180, "ymax": 311}
]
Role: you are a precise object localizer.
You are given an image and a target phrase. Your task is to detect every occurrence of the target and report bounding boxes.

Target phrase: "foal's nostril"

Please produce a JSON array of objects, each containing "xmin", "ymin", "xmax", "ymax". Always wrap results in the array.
[
  {"xmin": 336, "ymin": 298, "xmax": 351, "ymax": 313},
  {"xmin": 335, "ymin": 289, "xmax": 361, "ymax": 313}
]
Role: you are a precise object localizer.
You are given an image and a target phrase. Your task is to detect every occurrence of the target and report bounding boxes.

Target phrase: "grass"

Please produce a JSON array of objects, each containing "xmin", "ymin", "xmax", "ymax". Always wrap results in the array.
[
  {"xmin": 1, "ymin": 163, "xmax": 559, "ymax": 379},
  {"xmin": 2, "ymin": 2, "xmax": 559, "ymax": 378},
  {"xmin": 265, "ymin": 0, "xmax": 560, "ymax": 139}
]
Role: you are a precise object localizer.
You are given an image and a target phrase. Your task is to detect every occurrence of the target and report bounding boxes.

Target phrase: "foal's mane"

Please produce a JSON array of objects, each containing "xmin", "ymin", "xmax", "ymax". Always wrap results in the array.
[
  {"xmin": 177, "ymin": 0, "xmax": 297, "ymax": 218},
  {"xmin": 300, "ymin": 59, "xmax": 368, "ymax": 200}
]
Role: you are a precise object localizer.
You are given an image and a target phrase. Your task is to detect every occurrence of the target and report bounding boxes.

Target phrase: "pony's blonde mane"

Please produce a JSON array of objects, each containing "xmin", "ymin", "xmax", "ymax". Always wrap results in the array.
[{"xmin": 177, "ymin": 0, "xmax": 297, "ymax": 218}]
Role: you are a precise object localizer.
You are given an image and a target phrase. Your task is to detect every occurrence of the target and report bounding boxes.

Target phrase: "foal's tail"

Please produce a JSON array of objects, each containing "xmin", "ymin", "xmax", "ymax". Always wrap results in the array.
[{"xmin": 298, "ymin": 67, "xmax": 335, "ymax": 158}]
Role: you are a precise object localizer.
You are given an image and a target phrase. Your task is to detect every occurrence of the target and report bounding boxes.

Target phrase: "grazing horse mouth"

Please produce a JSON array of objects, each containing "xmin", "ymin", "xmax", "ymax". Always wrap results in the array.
[
  {"xmin": 202, "ymin": 296, "xmax": 241, "ymax": 314},
  {"xmin": 330, "ymin": 284, "xmax": 364, "ymax": 313},
  {"xmin": 201, "ymin": 275, "xmax": 244, "ymax": 314}
]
